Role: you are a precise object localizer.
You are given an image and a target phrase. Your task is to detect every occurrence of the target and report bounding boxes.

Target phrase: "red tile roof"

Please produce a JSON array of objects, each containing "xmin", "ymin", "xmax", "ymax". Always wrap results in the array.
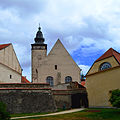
[
  {"xmin": 95, "ymin": 48, "xmax": 120, "ymax": 64},
  {"xmin": 0, "ymin": 43, "xmax": 11, "ymax": 50},
  {"xmin": 21, "ymin": 76, "xmax": 31, "ymax": 83},
  {"xmin": 81, "ymin": 81, "xmax": 85, "ymax": 86}
]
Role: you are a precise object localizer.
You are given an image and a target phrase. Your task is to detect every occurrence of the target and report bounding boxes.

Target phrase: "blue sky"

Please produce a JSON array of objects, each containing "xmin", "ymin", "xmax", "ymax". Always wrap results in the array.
[{"xmin": 0, "ymin": 0, "xmax": 120, "ymax": 81}]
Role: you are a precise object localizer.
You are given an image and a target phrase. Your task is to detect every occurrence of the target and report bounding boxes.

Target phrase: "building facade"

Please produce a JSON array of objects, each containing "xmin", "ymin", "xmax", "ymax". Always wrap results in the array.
[
  {"xmin": 31, "ymin": 26, "xmax": 81, "ymax": 86},
  {"xmin": 86, "ymin": 48, "xmax": 120, "ymax": 107},
  {"xmin": 0, "ymin": 43, "xmax": 22, "ymax": 83}
]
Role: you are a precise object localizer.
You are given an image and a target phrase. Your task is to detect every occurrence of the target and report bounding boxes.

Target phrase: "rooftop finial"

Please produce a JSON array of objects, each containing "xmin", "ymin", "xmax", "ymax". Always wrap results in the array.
[{"xmin": 38, "ymin": 23, "xmax": 41, "ymax": 31}]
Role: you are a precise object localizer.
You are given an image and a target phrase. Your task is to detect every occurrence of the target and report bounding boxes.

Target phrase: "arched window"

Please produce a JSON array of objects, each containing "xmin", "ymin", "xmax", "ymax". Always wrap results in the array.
[
  {"xmin": 46, "ymin": 76, "xmax": 54, "ymax": 86},
  {"xmin": 65, "ymin": 76, "xmax": 72, "ymax": 83},
  {"xmin": 99, "ymin": 62, "xmax": 112, "ymax": 71}
]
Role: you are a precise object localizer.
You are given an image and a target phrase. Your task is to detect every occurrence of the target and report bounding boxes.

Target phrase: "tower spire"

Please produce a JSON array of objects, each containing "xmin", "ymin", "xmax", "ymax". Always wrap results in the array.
[
  {"xmin": 34, "ymin": 24, "xmax": 45, "ymax": 44},
  {"xmin": 38, "ymin": 23, "xmax": 40, "ymax": 31}
]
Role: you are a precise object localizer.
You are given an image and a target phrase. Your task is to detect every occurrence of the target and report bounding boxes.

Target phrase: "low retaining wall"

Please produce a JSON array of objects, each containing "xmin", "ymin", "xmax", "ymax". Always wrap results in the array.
[
  {"xmin": 52, "ymin": 88, "xmax": 88, "ymax": 109},
  {"xmin": 0, "ymin": 83, "xmax": 56, "ymax": 114}
]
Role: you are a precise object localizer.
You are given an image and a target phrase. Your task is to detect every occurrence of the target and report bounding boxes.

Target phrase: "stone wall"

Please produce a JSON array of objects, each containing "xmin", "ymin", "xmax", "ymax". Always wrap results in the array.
[
  {"xmin": 0, "ymin": 83, "xmax": 56, "ymax": 114},
  {"xmin": 0, "ymin": 89, "xmax": 56, "ymax": 114},
  {"xmin": 52, "ymin": 88, "xmax": 88, "ymax": 109},
  {"xmin": 0, "ymin": 83, "xmax": 50, "ymax": 88}
]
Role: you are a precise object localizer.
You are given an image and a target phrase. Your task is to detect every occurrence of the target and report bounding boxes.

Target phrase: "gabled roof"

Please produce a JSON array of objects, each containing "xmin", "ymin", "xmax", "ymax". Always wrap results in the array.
[
  {"xmin": 21, "ymin": 76, "xmax": 31, "ymax": 83},
  {"xmin": 86, "ymin": 48, "xmax": 120, "ymax": 76},
  {"xmin": 48, "ymin": 39, "xmax": 79, "ymax": 68},
  {"xmin": 95, "ymin": 48, "xmax": 120, "ymax": 64},
  {"xmin": 0, "ymin": 43, "xmax": 11, "ymax": 50}
]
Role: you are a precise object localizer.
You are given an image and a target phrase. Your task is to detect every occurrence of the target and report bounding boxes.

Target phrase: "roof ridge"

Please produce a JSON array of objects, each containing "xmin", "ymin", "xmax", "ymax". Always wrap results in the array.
[
  {"xmin": 112, "ymin": 48, "xmax": 120, "ymax": 55},
  {"xmin": 0, "ymin": 43, "xmax": 11, "ymax": 45},
  {"xmin": 0, "ymin": 43, "xmax": 11, "ymax": 50},
  {"xmin": 95, "ymin": 48, "xmax": 120, "ymax": 64}
]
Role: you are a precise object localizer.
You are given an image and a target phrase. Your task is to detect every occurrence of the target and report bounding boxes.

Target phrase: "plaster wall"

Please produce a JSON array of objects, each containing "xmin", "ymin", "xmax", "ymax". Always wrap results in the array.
[
  {"xmin": 87, "ymin": 56, "xmax": 119, "ymax": 75},
  {"xmin": 86, "ymin": 66, "xmax": 120, "ymax": 107},
  {"xmin": 0, "ymin": 44, "xmax": 22, "ymax": 74},
  {"xmin": 0, "ymin": 63, "xmax": 21, "ymax": 83},
  {"xmin": 32, "ymin": 40, "xmax": 80, "ymax": 85}
]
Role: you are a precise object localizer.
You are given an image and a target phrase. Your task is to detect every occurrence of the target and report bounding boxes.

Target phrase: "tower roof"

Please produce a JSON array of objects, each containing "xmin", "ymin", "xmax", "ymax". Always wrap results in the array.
[
  {"xmin": 95, "ymin": 48, "xmax": 120, "ymax": 64},
  {"xmin": 34, "ymin": 25, "xmax": 45, "ymax": 44}
]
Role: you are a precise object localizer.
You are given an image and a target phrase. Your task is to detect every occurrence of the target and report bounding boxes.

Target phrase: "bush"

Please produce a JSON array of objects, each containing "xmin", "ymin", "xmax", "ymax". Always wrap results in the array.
[
  {"xmin": 0, "ymin": 102, "xmax": 10, "ymax": 120},
  {"xmin": 109, "ymin": 89, "xmax": 120, "ymax": 108}
]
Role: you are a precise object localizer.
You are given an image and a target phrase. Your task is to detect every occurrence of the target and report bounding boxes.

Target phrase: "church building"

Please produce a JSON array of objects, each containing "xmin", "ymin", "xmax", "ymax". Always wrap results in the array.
[
  {"xmin": 31, "ymin": 26, "xmax": 81, "ymax": 86},
  {"xmin": 0, "ymin": 43, "xmax": 22, "ymax": 83},
  {"xmin": 86, "ymin": 48, "xmax": 120, "ymax": 107}
]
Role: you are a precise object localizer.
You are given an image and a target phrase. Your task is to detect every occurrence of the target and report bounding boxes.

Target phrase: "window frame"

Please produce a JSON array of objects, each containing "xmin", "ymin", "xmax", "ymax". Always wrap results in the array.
[
  {"xmin": 99, "ymin": 62, "xmax": 112, "ymax": 71},
  {"xmin": 65, "ymin": 76, "xmax": 72, "ymax": 83},
  {"xmin": 46, "ymin": 76, "xmax": 54, "ymax": 86}
]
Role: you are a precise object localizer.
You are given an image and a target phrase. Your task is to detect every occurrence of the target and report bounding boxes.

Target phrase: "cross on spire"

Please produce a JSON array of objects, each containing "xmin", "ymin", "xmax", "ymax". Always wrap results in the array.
[{"xmin": 34, "ymin": 24, "xmax": 45, "ymax": 44}]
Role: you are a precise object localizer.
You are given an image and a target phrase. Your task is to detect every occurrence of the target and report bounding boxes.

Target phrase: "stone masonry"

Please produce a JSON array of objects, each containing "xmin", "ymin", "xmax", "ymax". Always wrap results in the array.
[{"xmin": 0, "ymin": 83, "xmax": 56, "ymax": 114}]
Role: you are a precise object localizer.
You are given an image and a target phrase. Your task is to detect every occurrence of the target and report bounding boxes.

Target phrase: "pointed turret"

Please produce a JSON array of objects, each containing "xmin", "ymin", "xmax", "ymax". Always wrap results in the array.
[{"xmin": 34, "ymin": 25, "xmax": 45, "ymax": 44}]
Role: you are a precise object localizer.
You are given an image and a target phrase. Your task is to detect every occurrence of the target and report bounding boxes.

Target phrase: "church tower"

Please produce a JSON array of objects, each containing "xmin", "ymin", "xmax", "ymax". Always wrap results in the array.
[{"xmin": 31, "ymin": 26, "xmax": 47, "ymax": 83}]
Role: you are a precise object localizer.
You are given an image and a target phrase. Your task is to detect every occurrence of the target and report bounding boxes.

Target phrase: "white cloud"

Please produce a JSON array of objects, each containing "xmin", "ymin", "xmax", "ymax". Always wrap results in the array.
[
  {"xmin": 79, "ymin": 65, "xmax": 90, "ymax": 75},
  {"xmin": 0, "ymin": 0, "xmax": 120, "ymax": 80}
]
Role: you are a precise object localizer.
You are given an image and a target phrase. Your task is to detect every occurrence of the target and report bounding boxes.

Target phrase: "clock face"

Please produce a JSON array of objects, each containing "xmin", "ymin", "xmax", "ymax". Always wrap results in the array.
[
  {"xmin": 33, "ymin": 46, "xmax": 45, "ymax": 49},
  {"xmin": 100, "ymin": 62, "xmax": 112, "ymax": 71}
]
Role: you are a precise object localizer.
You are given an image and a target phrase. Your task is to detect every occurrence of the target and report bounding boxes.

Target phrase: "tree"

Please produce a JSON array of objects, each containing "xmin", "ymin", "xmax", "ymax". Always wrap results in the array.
[
  {"xmin": 0, "ymin": 102, "xmax": 10, "ymax": 120},
  {"xmin": 109, "ymin": 89, "xmax": 120, "ymax": 108}
]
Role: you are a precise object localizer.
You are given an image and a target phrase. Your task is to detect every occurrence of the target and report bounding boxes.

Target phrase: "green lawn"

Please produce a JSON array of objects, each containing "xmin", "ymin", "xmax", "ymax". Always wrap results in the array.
[{"xmin": 11, "ymin": 108, "xmax": 120, "ymax": 120}]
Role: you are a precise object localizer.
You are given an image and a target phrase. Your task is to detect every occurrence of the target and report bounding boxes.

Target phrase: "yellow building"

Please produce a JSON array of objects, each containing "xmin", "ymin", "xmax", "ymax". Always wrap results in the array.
[{"xmin": 86, "ymin": 48, "xmax": 120, "ymax": 107}]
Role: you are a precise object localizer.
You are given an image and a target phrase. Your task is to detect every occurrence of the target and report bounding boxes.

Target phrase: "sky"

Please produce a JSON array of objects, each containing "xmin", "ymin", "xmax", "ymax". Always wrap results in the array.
[{"xmin": 0, "ymin": 0, "xmax": 120, "ymax": 81}]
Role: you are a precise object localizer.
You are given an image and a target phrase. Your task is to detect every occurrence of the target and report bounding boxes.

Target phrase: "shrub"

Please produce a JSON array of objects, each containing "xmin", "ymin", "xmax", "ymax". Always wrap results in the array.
[
  {"xmin": 109, "ymin": 89, "xmax": 120, "ymax": 108},
  {"xmin": 0, "ymin": 102, "xmax": 10, "ymax": 120}
]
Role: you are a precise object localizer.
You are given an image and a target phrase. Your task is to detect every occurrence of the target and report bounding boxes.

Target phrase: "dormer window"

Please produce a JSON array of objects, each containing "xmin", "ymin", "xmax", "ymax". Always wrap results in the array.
[{"xmin": 99, "ymin": 62, "xmax": 112, "ymax": 71}]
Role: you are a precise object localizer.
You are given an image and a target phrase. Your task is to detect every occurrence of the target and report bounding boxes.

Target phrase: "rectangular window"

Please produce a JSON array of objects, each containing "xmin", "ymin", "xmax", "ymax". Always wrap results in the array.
[
  {"xmin": 55, "ymin": 65, "xmax": 57, "ymax": 70},
  {"xmin": 10, "ymin": 75, "xmax": 12, "ymax": 79}
]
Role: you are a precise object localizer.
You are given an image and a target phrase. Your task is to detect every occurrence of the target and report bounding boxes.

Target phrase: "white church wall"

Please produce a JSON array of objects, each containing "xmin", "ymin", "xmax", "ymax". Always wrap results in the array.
[
  {"xmin": 0, "ymin": 63, "xmax": 21, "ymax": 83},
  {"xmin": 32, "ymin": 40, "xmax": 80, "ymax": 85},
  {"xmin": 0, "ymin": 44, "xmax": 22, "ymax": 74}
]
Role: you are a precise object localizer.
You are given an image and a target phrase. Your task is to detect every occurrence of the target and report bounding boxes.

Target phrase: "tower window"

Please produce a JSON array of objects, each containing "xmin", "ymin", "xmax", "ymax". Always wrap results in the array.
[
  {"xmin": 36, "ymin": 69, "xmax": 38, "ymax": 73},
  {"xmin": 10, "ymin": 75, "xmax": 12, "ymax": 79},
  {"xmin": 36, "ymin": 69, "xmax": 38, "ymax": 78},
  {"xmin": 55, "ymin": 65, "xmax": 57, "ymax": 70}
]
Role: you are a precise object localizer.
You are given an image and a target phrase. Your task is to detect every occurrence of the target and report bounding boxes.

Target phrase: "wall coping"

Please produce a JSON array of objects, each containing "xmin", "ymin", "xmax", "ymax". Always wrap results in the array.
[
  {"xmin": 52, "ymin": 88, "xmax": 86, "ymax": 91},
  {"xmin": 0, "ymin": 88, "xmax": 51, "ymax": 90},
  {"xmin": 0, "ymin": 83, "xmax": 49, "ymax": 85}
]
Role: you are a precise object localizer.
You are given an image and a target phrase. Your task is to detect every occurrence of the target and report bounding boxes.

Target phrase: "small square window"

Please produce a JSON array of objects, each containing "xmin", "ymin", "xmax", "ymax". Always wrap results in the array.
[
  {"xmin": 10, "ymin": 75, "xmax": 12, "ymax": 79},
  {"xmin": 55, "ymin": 65, "xmax": 57, "ymax": 70}
]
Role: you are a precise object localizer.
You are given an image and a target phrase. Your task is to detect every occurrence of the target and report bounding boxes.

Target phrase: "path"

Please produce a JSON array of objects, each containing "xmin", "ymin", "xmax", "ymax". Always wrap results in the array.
[{"xmin": 11, "ymin": 108, "xmax": 85, "ymax": 120}]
